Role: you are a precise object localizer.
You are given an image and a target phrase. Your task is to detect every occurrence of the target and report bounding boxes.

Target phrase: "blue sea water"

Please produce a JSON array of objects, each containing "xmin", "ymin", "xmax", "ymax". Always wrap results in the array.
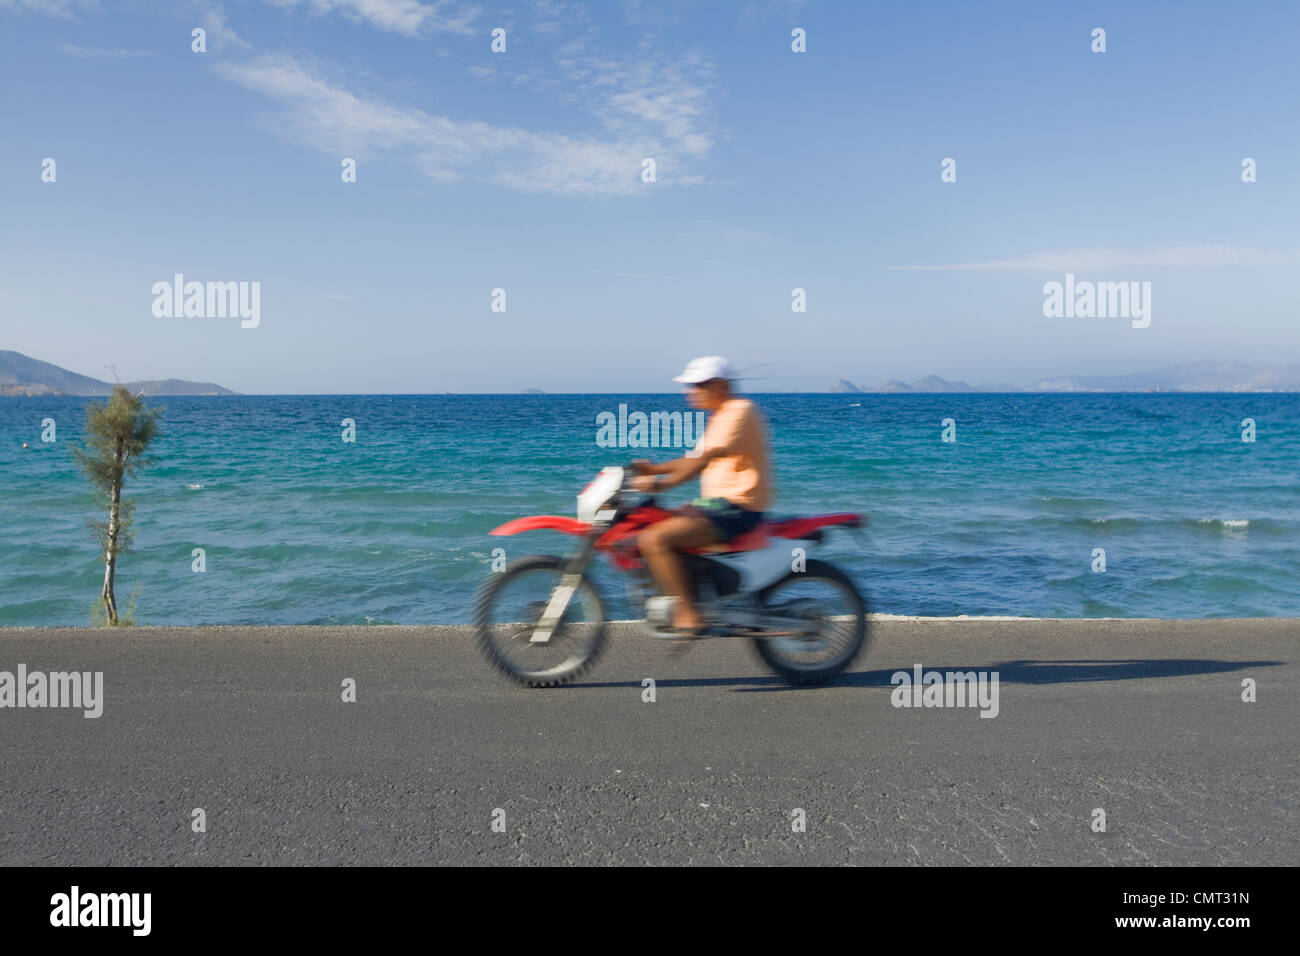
[{"xmin": 1, "ymin": 393, "xmax": 1296, "ymax": 625}]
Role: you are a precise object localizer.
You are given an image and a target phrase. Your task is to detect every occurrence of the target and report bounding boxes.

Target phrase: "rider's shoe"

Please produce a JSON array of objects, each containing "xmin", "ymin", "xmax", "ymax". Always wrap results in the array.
[{"xmin": 670, "ymin": 624, "xmax": 727, "ymax": 639}]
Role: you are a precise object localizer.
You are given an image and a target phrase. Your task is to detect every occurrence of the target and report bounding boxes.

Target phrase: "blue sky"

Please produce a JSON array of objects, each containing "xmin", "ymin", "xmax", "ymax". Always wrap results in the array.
[{"xmin": 1, "ymin": 0, "xmax": 1297, "ymax": 393}]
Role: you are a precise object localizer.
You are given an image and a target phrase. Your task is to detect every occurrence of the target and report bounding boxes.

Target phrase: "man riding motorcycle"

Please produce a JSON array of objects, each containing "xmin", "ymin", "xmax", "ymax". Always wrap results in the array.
[
  {"xmin": 628, "ymin": 356, "xmax": 772, "ymax": 636},
  {"xmin": 477, "ymin": 361, "xmax": 868, "ymax": 686}
]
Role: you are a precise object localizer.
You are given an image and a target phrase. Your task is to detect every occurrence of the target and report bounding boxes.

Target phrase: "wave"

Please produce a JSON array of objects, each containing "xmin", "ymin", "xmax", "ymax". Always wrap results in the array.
[
  {"xmin": 1025, "ymin": 515, "xmax": 1145, "ymax": 531},
  {"xmin": 1036, "ymin": 495, "xmax": 1115, "ymax": 509},
  {"xmin": 1196, "ymin": 518, "xmax": 1248, "ymax": 531},
  {"xmin": 1020, "ymin": 514, "xmax": 1291, "ymax": 535}
]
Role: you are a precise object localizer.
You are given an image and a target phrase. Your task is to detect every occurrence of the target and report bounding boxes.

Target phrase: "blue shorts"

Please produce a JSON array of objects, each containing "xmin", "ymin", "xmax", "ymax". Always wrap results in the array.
[{"xmin": 683, "ymin": 497, "xmax": 764, "ymax": 543}]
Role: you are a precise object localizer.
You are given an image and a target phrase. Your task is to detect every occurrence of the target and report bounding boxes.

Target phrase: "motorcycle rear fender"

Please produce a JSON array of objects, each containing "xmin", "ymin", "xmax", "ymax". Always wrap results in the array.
[
  {"xmin": 768, "ymin": 513, "xmax": 864, "ymax": 538},
  {"xmin": 491, "ymin": 516, "xmax": 592, "ymax": 537}
]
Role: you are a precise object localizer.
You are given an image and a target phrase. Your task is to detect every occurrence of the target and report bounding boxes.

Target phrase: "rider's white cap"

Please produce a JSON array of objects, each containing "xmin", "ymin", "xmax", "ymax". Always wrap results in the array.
[{"xmin": 673, "ymin": 356, "xmax": 733, "ymax": 384}]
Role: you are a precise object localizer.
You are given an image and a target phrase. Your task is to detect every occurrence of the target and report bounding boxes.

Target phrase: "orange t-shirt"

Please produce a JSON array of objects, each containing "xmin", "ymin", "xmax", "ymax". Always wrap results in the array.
[{"xmin": 687, "ymin": 398, "xmax": 771, "ymax": 511}]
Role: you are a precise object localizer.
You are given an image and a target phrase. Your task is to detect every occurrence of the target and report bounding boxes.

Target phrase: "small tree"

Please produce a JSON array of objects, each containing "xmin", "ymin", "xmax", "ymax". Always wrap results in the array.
[{"xmin": 72, "ymin": 386, "xmax": 161, "ymax": 625}]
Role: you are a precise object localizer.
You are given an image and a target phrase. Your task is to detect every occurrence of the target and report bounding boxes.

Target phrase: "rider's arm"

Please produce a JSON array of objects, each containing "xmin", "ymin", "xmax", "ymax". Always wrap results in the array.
[
  {"xmin": 631, "ymin": 448, "xmax": 724, "ymax": 491},
  {"xmin": 631, "ymin": 401, "xmax": 748, "ymax": 491},
  {"xmin": 654, "ymin": 451, "xmax": 716, "ymax": 488}
]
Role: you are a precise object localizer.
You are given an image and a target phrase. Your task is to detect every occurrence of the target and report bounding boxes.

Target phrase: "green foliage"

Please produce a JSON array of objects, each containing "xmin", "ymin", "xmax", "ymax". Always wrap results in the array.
[
  {"xmin": 72, "ymin": 385, "xmax": 161, "ymax": 625},
  {"xmin": 71, "ymin": 386, "xmax": 162, "ymax": 494}
]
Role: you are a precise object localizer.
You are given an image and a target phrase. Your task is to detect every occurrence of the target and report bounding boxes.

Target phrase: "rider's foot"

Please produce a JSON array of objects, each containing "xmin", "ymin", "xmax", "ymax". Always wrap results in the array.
[
  {"xmin": 671, "ymin": 622, "xmax": 725, "ymax": 639},
  {"xmin": 667, "ymin": 624, "xmax": 706, "ymax": 656},
  {"xmin": 672, "ymin": 608, "xmax": 704, "ymax": 631}
]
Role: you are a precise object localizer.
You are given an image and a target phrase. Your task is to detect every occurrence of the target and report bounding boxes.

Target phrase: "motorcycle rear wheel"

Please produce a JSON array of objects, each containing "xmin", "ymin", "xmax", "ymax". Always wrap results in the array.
[{"xmin": 753, "ymin": 560, "xmax": 868, "ymax": 685}]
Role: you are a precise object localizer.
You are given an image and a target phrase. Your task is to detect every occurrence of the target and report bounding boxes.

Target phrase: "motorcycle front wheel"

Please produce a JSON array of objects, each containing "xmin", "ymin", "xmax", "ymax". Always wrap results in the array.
[
  {"xmin": 473, "ymin": 554, "xmax": 607, "ymax": 687},
  {"xmin": 753, "ymin": 560, "xmax": 868, "ymax": 685}
]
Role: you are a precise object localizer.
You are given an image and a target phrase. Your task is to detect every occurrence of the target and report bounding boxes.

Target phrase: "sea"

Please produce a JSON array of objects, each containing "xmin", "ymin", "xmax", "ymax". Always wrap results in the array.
[{"xmin": 1, "ymin": 393, "xmax": 1296, "ymax": 625}]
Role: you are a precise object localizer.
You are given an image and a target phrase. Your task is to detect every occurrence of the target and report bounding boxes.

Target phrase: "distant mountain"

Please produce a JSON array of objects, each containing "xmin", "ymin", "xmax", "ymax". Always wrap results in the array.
[
  {"xmin": 834, "ymin": 375, "xmax": 975, "ymax": 393},
  {"xmin": 125, "ymin": 378, "xmax": 238, "ymax": 396},
  {"xmin": 878, "ymin": 379, "xmax": 913, "ymax": 393},
  {"xmin": 1026, "ymin": 362, "xmax": 1300, "ymax": 392},
  {"xmin": 0, "ymin": 351, "xmax": 109, "ymax": 395},
  {"xmin": 835, "ymin": 363, "xmax": 1300, "ymax": 393},
  {"xmin": 0, "ymin": 351, "xmax": 236, "ymax": 396},
  {"xmin": 910, "ymin": 375, "xmax": 976, "ymax": 393}
]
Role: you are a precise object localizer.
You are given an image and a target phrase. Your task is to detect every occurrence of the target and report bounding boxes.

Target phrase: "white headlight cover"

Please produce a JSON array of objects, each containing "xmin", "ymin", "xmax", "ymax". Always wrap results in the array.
[{"xmin": 577, "ymin": 466, "xmax": 624, "ymax": 523}]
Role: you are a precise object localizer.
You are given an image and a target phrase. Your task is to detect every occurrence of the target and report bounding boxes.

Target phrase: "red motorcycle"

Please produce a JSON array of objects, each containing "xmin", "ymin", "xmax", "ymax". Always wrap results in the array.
[{"xmin": 475, "ymin": 466, "xmax": 869, "ymax": 686}]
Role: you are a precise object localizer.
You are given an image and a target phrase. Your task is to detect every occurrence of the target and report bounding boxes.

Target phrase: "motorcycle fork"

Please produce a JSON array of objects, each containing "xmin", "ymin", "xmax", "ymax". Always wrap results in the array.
[{"xmin": 529, "ymin": 530, "xmax": 600, "ymax": 644}]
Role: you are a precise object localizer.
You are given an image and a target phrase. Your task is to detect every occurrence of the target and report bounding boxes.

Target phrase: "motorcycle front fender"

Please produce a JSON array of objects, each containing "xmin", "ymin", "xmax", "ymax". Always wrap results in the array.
[{"xmin": 490, "ymin": 515, "xmax": 592, "ymax": 537}]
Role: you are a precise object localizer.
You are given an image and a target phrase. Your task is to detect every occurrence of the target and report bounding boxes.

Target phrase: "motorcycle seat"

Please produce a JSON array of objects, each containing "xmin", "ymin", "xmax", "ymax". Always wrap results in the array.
[{"xmin": 696, "ymin": 524, "xmax": 770, "ymax": 553}]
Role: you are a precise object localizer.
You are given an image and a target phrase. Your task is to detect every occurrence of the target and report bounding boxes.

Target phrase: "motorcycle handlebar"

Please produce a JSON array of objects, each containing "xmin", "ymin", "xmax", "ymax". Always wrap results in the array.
[{"xmin": 618, "ymin": 464, "xmax": 655, "ymax": 508}]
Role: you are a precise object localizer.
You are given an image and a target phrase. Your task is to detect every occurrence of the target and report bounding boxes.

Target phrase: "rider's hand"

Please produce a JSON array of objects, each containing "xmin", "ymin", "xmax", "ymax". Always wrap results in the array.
[
  {"xmin": 629, "ymin": 459, "xmax": 654, "ymax": 475},
  {"xmin": 629, "ymin": 474, "xmax": 658, "ymax": 493}
]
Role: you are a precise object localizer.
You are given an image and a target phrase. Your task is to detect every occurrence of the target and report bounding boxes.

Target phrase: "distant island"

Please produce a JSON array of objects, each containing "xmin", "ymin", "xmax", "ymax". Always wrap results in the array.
[
  {"xmin": 1, "ymin": 351, "xmax": 237, "ymax": 396},
  {"xmin": 830, "ymin": 362, "xmax": 1300, "ymax": 393},
  {"xmin": 7, "ymin": 349, "xmax": 1296, "ymax": 395}
]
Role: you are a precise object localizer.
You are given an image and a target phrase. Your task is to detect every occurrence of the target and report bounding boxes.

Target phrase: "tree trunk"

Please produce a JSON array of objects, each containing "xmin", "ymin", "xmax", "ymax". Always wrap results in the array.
[{"xmin": 102, "ymin": 440, "xmax": 123, "ymax": 624}]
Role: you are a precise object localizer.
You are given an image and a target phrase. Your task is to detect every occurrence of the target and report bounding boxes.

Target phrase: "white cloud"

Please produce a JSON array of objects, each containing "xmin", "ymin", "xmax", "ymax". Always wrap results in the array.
[
  {"xmin": 218, "ymin": 53, "xmax": 714, "ymax": 196},
  {"xmin": 599, "ymin": 63, "xmax": 714, "ymax": 156},
  {"xmin": 540, "ymin": 43, "xmax": 719, "ymax": 171},
  {"xmin": 885, "ymin": 246, "xmax": 1300, "ymax": 271},
  {"xmin": 187, "ymin": 0, "xmax": 251, "ymax": 50},
  {"xmin": 265, "ymin": 0, "xmax": 478, "ymax": 36}
]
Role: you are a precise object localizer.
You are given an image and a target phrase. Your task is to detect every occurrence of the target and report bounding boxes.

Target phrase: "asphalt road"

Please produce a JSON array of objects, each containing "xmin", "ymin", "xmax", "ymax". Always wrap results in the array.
[{"xmin": 0, "ymin": 618, "xmax": 1295, "ymax": 865}]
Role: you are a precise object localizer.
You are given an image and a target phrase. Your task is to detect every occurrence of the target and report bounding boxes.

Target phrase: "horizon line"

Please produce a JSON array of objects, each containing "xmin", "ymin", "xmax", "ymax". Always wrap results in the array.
[{"xmin": 7, "ymin": 389, "xmax": 1300, "ymax": 397}]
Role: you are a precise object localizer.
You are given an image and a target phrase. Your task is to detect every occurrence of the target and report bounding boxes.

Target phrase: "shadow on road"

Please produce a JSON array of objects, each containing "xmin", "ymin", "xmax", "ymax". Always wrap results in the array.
[{"xmin": 567, "ymin": 657, "xmax": 1282, "ymax": 692}]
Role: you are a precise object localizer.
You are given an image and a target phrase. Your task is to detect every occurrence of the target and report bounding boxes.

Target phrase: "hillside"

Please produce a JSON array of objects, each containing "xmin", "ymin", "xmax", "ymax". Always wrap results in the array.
[{"xmin": 0, "ymin": 351, "xmax": 236, "ymax": 396}]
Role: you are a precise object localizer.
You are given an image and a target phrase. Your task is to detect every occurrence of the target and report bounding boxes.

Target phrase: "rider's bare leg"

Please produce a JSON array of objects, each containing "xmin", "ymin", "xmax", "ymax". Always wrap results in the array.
[{"xmin": 639, "ymin": 515, "xmax": 719, "ymax": 630}]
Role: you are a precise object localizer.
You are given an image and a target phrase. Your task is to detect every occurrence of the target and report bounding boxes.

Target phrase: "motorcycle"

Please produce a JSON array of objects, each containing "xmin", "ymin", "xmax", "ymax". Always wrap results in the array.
[{"xmin": 474, "ymin": 466, "xmax": 870, "ymax": 687}]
